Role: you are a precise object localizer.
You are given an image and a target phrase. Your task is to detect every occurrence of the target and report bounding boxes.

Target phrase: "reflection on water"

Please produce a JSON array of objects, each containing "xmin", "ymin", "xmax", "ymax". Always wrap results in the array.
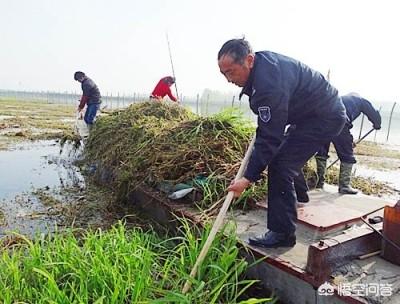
[{"xmin": 0, "ymin": 140, "xmax": 84, "ymax": 236}]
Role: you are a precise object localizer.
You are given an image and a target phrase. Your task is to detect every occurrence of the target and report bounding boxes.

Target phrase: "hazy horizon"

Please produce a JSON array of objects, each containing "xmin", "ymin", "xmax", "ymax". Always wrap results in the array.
[{"xmin": 1, "ymin": 0, "xmax": 399, "ymax": 103}]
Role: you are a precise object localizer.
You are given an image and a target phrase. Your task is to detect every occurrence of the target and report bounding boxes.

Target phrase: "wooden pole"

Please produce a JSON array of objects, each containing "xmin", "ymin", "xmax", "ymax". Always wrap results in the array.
[
  {"xmin": 358, "ymin": 114, "xmax": 365, "ymax": 140},
  {"xmin": 166, "ymin": 32, "xmax": 179, "ymax": 100},
  {"xmin": 182, "ymin": 134, "xmax": 256, "ymax": 294},
  {"xmin": 386, "ymin": 102, "xmax": 397, "ymax": 142}
]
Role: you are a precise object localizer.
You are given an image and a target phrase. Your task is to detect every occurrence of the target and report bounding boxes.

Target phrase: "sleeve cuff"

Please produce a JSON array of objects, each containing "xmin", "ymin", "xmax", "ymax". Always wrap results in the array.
[{"xmin": 244, "ymin": 171, "xmax": 260, "ymax": 183}]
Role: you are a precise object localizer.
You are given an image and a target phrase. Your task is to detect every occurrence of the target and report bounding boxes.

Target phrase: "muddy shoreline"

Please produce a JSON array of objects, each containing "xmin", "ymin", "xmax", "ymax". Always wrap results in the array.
[{"xmin": 1, "ymin": 99, "xmax": 399, "ymax": 238}]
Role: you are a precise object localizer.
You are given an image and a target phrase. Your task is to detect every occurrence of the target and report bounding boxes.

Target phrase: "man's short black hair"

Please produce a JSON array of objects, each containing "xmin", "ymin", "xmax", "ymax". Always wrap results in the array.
[
  {"xmin": 163, "ymin": 76, "xmax": 175, "ymax": 85},
  {"xmin": 74, "ymin": 71, "xmax": 85, "ymax": 80},
  {"xmin": 218, "ymin": 38, "xmax": 253, "ymax": 64},
  {"xmin": 168, "ymin": 76, "xmax": 175, "ymax": 84}
]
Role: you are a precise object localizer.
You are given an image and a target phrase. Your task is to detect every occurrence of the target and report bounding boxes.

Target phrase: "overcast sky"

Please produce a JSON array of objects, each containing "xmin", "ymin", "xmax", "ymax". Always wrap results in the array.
[{"xmin": 0, "ymin": 0, "xmax": 398, "ymax": 102}]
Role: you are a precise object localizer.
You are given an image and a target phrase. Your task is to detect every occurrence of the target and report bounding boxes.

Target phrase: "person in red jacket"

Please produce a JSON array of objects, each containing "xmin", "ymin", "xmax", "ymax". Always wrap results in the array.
[{"xmin": 150, "ymin": 76, "xmax": 177, "ymax": 102}]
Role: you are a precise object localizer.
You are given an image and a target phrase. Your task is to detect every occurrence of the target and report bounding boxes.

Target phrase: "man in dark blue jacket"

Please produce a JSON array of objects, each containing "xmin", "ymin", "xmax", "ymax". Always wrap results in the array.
[
  {"xmin": 218, "ymin": 38, "xmax": 347, "ymax": 248},
  {"xmin": 74, "ymin": 71, "xmax": 102, "ymax": 126},
  {"xmin": 312, "ymin": 93, "xmax": 381, "ymax": 194}
]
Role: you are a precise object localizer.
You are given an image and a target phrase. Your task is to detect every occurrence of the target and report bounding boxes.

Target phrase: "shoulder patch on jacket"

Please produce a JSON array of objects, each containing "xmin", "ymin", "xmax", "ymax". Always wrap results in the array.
[{"xmin": 258, "ymin": 106, "xmax": 271, "ymax": 123}]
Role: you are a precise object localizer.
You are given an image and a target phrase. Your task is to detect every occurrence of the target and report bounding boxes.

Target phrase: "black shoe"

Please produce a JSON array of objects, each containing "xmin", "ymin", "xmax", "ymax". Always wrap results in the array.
[
  {"xmin": 248, "ymin": 231, "xmax": 296, "ymax": 248},
  {"xmin": 296, "ymin": 191, "xmax": 309, "ymax": 203}
]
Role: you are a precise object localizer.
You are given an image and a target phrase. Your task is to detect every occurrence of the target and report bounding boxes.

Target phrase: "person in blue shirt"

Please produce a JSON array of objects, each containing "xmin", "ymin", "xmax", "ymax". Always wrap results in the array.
[
  {"xmin": 311, "ymin": 93, "xmax": 381, "ymax": 194},
  {"xmin": 218, "ymin": 38, "xmax": 346, "ymax": 248}
]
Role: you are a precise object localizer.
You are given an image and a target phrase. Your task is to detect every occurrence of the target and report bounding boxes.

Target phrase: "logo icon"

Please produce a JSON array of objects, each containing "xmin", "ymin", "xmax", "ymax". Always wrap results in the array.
[
  {"xmin": 258, "ymin": 106, "xmax": 271, "ymax": 123},
  {"xmin": 318, "ymin": 282, "xmax": 335, "ymax": 296}
]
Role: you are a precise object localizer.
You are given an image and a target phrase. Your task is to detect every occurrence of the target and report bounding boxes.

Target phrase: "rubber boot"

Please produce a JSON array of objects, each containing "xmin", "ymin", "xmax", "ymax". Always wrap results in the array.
[
  {"xmin": 338, "ymin": 162, "xmax": 358, "ymax": 194},
  {"xmin": 315, "ymin": 157, "xmax": 327, "ymax": 189}
]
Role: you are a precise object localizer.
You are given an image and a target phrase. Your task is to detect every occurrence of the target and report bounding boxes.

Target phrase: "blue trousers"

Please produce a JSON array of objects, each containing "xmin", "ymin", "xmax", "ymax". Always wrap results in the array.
[
  {"xmin": 84, "ymin": 103, "xmax": 100, "ymax": 125},
  {"xmin": 267, "ymin": 116, "xmax": 346, "ymax": 234}
]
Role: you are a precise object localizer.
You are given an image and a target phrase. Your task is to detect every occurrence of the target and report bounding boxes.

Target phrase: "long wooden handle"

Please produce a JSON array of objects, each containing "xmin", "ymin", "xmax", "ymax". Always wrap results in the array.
[{"xmin": 182, "ymin": 134, "xmax": 256, "ymax": 294}]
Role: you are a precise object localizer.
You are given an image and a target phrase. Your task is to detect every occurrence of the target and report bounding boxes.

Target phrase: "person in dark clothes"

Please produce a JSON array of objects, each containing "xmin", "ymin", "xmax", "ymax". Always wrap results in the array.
[
  {"xmin": 150, "ymin": 76, "xmax": 177, "ymax": 102},
  {"xmin": 74, "ymin": 71, "xmax": 101, "ymax": 126},
  {"xmin": 309, "ymin": 93, "xmax": 381, "ymax": 194},
  {"xmin": 218, "ymin": 38, "xmax": 347, "ymax": 248}
]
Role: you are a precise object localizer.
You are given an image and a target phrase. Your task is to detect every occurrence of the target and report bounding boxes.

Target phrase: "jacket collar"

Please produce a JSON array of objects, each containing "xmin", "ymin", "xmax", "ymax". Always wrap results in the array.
[{"xmin": 239, "ymin": 53, "xmax": 258, "ymax": 100}]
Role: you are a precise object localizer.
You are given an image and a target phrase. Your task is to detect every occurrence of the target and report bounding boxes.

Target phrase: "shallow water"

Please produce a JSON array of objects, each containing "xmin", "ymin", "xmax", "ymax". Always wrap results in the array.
[
  {"xmin": 356, "ymin": 165, "xmax": 400, "ymax": 191},
  {"xmin": 0, "ymin": 140, "xmax": 84, "ymax": 236},
  {"xmin": 0, "ymin": 140, "xmax": 83, "ymax": 200}
]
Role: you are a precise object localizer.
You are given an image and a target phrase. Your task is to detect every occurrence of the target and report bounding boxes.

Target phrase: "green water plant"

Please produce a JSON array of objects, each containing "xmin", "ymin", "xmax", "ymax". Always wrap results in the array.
[{"xmin": 0, "ymin": 221, "xmax": 274, "ymax": 303}]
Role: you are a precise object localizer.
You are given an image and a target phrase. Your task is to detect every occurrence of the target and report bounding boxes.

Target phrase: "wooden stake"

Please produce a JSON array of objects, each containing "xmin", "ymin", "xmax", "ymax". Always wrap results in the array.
[
  {"xmin": 166, "ymin": 32, "xmax": 179, "ymax": 100},
  {"xmin": 182, "ymin": 134, "xmax": 256, "ymax": 294}
]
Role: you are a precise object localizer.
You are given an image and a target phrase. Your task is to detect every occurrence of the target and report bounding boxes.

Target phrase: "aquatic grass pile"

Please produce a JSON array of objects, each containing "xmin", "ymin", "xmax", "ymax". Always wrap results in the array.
[
  {"xmin": 84, "ymin": 102, "xmax": 267, "ymax": 207},
  {"xmin": 85, "ymin": 101, "xmax": 194, "ymax": 177},
  {"xmin": 84, "ymin": 101, "xmax": 392, "ymax": 205},
  {"xmin": 0, "ymin": 221, "xmax": 273, "ymax": 303}
]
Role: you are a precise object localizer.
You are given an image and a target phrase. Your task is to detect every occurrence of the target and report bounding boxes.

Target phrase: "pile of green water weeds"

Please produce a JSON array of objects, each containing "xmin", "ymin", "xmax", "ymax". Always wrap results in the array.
[
  {"xmin": 83, "ymin": 101, "xmax": 393, "ymax": 208},
  {"xmin": 84, "ymin": 101, "xmax": 267, "ymax": 208}
]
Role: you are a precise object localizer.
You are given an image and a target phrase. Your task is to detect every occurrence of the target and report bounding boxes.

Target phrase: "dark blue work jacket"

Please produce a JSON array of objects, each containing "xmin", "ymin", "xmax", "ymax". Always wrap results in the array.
[
  {"xmin": 240, "ymin": 51, "xmax": 345, "ymax": 182},
  {"xmin": 342, "ymin": 94, "xmax": 381, "ymax": 127}
]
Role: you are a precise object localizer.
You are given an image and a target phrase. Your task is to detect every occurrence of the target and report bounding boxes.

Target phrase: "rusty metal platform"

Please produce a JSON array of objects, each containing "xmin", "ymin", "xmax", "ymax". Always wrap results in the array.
[
  {"xmin": 256, "ymin": 186, "xmax": 390, "ymax": 236},
  {"xmin": 297, "ymin": 202, "xmax": 364, "ymax": 233},
  {"xmin": 256, "ymin": 199, "xmax": 364, "ymax": 235},
  {"xmin": 129, "ymin": 184, "xmax": 400, "ymax": 304}
]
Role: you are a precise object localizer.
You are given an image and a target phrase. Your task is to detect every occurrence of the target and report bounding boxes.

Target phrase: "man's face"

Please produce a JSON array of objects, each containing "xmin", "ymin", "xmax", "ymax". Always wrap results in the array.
[{"xmin": 218, "ymin": 54, "xmax": 254, "ymax": 87}]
